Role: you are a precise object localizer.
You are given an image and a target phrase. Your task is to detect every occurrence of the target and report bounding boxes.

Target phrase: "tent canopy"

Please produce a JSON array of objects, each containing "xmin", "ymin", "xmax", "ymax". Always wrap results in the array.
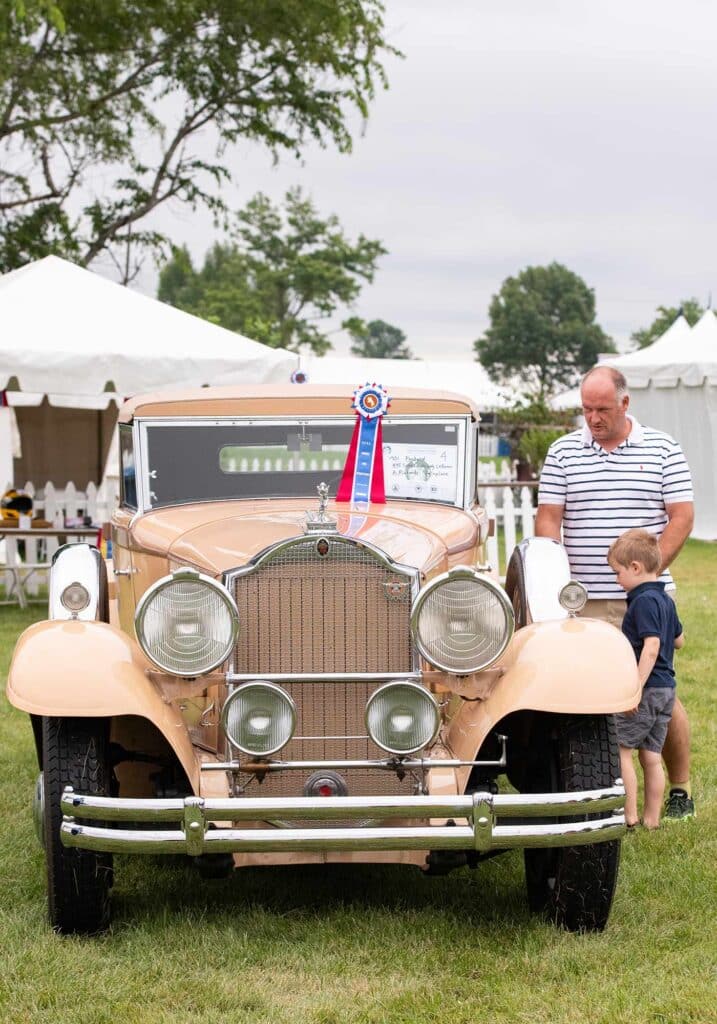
[
  {"xmin": 611, "ymin": 312, "xmax": 717, "ymax": 387},
  {"xmin": 608, "ymin": 312, "xmax": 717, "ymax": 540},
  {"xmin": 0, "ymin": 256, "xmax": 296, "ymax": 395},
  {"xmin": 549, "ymin": 314, "xmax": 716, "ymax": 540},
  {"xmin": 0, "ymin": 255, "xmax": 296, "ymax": 489}
]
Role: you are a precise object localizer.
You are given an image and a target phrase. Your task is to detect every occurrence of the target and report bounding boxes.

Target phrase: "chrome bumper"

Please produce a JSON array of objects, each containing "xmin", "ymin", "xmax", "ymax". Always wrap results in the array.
[{"xmin": 60, "ymin": 785, "xmax": 626, "ymax": 856}]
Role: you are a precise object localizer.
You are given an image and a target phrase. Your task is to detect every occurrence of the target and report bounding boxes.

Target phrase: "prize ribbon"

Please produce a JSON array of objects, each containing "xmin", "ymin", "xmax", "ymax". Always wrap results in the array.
[{"xmin": 336, "ymin": 383, "xmax": 390, "ymax": 505}]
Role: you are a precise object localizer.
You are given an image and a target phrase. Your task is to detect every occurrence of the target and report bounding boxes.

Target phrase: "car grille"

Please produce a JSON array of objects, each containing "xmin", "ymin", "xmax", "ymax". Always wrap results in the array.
[
  {"xmin": 230, "ymin": 536, "xmax": 415, "ymax": 675},
  {"xmin": 226, "ymin": 537, "xmax": 419, "ymax": 807}
]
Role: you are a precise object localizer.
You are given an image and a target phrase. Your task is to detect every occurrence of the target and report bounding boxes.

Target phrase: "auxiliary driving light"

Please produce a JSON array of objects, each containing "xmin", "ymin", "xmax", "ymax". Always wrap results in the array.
[
  {"xmin": 221, "ymin": 681, "xmax": 296, "ymax": 757},
  {"xmin": 366, "ymin": 681, "xmax": 440, "ymax": 756}
]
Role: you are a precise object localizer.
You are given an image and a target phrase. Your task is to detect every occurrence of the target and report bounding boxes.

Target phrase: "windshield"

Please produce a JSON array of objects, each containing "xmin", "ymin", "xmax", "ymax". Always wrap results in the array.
[{"xmin": 137, "ymin": 417, "xmax": 467, "ymax": 509}]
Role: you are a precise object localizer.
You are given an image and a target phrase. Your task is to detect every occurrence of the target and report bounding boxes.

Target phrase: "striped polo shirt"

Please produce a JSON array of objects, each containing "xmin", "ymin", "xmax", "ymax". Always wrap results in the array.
[{"xmin": 537, "ymin": 416, "xmax": 693, "ymax": 598}]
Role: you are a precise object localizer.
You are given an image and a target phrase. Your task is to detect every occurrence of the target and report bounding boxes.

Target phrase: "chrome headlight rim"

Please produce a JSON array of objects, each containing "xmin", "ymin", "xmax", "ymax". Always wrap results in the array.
[
  {"xmin": 410, "ymin": 566, "xmax": 514, "ymax": 674},
  {"xmin": 134, "ymin": 567, "xmax": 239, "ymax": 677},
  {"xmin": 365, "ymin": 680, "xmax": 440, "ymax": 756},
  {"xmin": 221, "ymin": 681, "xmax": 297, "ymax": 757}
]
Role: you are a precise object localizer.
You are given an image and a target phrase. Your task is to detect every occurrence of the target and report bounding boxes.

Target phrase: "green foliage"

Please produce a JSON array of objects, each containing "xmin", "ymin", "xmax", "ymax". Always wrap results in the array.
[
  {"xmin": 475, "ymin": 262, "xmax": 614, "ymax": 401},
  {"xmin": 347, "ymin": 318, "xmax": 413, "ymax": 359},
  {"xmin": 496, "ymin": 398, "xmax": 577, "ymax": 476},
  {"xmin": 0, "ymin": 0, "xmax": 398, "ymax": 278},
  {"xmin": 516, "ymin": 427, "xmax": 566, "ymax": 473},
  {"xmin": 158, "ymin": 189, "xmax": 386, "ymax": 354},
  {"xmin": 631, "ymin": 298, "xmax": 705, "ymax": 349},
  {"xmin": 497, "ymin": 398, "xmax": 577, "ymax": 443}
]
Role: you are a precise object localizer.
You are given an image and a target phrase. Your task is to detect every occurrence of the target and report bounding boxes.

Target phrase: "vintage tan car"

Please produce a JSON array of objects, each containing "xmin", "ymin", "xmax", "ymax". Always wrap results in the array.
[{"xmin": 7, "ymin": 385, "xmax": 639, "ymax": 935}]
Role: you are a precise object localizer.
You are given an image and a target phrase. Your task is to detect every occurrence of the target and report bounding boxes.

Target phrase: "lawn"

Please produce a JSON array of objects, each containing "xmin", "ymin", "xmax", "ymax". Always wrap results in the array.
[{"xmin": 0, "ymin": 541, "xmax": 715, "ymax": 1024}]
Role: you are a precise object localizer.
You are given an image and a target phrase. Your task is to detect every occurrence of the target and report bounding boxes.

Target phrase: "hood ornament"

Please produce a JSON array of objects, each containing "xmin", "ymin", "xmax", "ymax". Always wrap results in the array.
[{"xmin": 305, "ymin": 481, "xmax": 338, "ymax": 534}]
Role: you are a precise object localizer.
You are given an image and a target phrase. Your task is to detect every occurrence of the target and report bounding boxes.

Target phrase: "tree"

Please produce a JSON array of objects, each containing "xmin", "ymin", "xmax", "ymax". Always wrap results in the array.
[
  {"xmin": 158, "ymin": 188, "xmax": 386, "ymax": 354},
  {"xmin": 496, "ymin": 398, "xmax": 578, "ymax": 479},
  {"xmin": 474, "ymin": 262, "xmax": 614, "ymax": 401},
  {"xmin": 0, "ymin": 0, "xmax": 397, "ymax": 279},
  {"xmin": 631, "ymin": 298, "xmax": 705, "ymax": 349},
  {"xmin": 348, "ymin": 319, "xmax": 413, "ymax": 359}
]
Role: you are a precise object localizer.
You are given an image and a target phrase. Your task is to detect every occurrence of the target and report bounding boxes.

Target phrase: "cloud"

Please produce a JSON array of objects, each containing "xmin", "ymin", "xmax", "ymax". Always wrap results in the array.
[{"xmin": 141, "ymin": 0, "xmax": 717, "ymax": 358}]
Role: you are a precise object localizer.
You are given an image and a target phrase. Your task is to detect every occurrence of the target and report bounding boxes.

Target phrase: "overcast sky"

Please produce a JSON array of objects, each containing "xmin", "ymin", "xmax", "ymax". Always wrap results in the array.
[{"xmin": 144, "ymin": 0, "xmax": 717, "ymax": 360}]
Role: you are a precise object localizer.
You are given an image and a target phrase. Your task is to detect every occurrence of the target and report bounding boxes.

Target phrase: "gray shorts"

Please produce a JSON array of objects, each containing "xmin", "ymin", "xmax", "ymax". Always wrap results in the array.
[{"xmin": 615, "ymin": 687, "xmax": 675, "ymax": 753}]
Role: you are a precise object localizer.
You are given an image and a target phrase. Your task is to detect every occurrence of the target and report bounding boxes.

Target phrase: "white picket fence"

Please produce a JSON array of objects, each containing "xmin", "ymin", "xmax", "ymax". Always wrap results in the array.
[
  {"xmin": 2, "ymin": 478, "xmax": 121, "ymax": 527},
  {"xmin": 481, "ymin": 485, "xmax": 537, "ymax": 577},
  {"xmin": 0, "ymin": 479, "xmax": 120, "ymax": 603}
]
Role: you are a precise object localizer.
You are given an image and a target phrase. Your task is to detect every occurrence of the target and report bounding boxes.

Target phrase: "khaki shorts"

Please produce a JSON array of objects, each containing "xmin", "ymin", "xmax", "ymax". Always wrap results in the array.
[
  {"xmin": 581, "ymin": 592, "xmax": 676, "ymax": 629},
  {"xmin": 581, "ymin": 599, "xmax": 627, "ymax": 629}
]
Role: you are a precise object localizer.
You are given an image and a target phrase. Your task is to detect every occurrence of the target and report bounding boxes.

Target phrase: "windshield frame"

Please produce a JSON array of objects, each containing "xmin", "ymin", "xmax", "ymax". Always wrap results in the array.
[{"xmin": 132, "ymin": 414, "xmax": 475, "ymax": 512}]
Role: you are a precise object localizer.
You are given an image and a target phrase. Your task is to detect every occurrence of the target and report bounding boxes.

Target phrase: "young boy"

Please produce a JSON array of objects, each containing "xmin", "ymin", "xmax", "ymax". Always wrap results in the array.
[{"xmin": 607, "ymin": 529, "xmax": 684, "ymax": 830}]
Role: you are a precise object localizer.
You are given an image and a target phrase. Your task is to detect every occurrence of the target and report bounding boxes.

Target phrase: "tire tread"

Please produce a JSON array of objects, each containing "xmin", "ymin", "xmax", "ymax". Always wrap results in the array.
[{"xmin": 43, "ymin": 717, "xmax": 113, "ymax": 934}]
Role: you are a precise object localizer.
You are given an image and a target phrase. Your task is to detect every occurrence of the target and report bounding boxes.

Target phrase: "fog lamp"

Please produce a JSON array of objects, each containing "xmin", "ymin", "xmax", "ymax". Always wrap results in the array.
[
  {"xmin": 366, "ymin": 681, "xmax": 440, "ymax": 756},
  {"xmin": 222, "ymin": 682, "xmax": 296, "ymax": 757}
]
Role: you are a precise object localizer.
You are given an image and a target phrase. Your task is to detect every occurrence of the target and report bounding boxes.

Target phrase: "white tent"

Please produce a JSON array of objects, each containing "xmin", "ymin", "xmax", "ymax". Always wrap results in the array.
[
  {"xmin": 300, "ymin": 354, "xmax": 517, "ymax": 411},
  {"xmin": 0, "ymin": 256, "xmax": 297, "ymax": 487},
  {"xmin": 608, "ymin": 312, "xmax": 717, "ymax": 540},
  {"xmin": 0, "ymin": 256, "xmax": 296, "ymax": 394}
]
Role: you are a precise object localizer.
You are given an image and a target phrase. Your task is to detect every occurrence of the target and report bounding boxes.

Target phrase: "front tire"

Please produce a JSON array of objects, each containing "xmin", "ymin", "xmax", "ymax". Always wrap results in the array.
[
  {"xmin": 523, "ymin": 714, "xmax": 621, "ymax": 932},
  {"xmin": 42, "ymin": 717, "xmax": 113, "ymax": 934}
]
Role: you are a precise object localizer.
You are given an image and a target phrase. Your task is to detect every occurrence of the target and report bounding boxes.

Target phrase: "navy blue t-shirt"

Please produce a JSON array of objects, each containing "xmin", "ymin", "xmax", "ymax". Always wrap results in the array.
[{"xmin": 622, "ymin": 581, "xmax": 682, "ymax": 689}]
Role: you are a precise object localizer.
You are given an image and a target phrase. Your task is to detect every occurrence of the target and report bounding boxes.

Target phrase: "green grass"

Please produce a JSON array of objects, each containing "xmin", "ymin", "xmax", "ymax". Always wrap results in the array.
[{"xmin": 1, "ymin": 542, "xmax": 716, "ymax": 1024}]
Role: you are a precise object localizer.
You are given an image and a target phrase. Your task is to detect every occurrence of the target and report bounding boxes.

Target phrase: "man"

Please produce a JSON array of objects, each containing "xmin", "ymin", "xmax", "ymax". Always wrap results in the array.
[{"xmin": 536, "ymin": 365, "xmax": 696, "ymax": 819}]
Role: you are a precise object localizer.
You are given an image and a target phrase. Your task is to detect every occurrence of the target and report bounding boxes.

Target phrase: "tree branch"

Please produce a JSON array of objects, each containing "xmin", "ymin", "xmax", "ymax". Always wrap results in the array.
[
  {"xmin": 81, "ymin": 103, "xmax": 217, "ymax": 264},
  {"xmin": 1, "ymin": 50, "xmax": 166, "ymax": 140}
]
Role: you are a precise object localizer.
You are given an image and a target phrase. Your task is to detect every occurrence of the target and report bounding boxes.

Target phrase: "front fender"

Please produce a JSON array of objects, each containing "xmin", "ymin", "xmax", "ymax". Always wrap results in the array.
[
  {"xmin": 7, "ymin": 619, "xmax": 198, "ymax": 789},
  {"xmin": 446, "ymin": 616, "xmax": 640, "ymax": 762}
]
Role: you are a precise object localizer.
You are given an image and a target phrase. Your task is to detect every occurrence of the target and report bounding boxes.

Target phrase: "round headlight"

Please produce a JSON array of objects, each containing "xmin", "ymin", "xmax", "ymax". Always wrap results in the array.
[
  {"xmin": 222, "ymin": 682, "xmax": 296, "ymax": 757},
  {"xmin": 411, "ymin": 567, "xmax": 514, "ymax": 674},
  {"xmin": 559, "ymin": 580, "xmax": 588, "ymax": 614},
  {"xmin": 366, "ymin": 681, "xmax": 440, "ymax": 755},
  {"xmin": 134, "ymin": 568, "xmax": 238, "ymax": 676}
]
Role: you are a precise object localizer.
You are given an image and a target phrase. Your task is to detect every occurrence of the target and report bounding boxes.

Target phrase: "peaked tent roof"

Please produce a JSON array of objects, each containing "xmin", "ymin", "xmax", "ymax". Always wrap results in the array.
[
  {"xmin": 0, "ymin": 256, "xmax": 297, "ymax": 394},
  {"xmin": 608, "ymin": 312, "xmax": 717, "ymax": 387}
]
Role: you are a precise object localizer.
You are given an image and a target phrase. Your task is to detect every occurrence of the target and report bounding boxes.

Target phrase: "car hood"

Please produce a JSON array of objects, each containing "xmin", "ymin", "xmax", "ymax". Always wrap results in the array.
[{"xmin": 129, "ymin": 500, "xmax": 480, "ymax": 577}]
